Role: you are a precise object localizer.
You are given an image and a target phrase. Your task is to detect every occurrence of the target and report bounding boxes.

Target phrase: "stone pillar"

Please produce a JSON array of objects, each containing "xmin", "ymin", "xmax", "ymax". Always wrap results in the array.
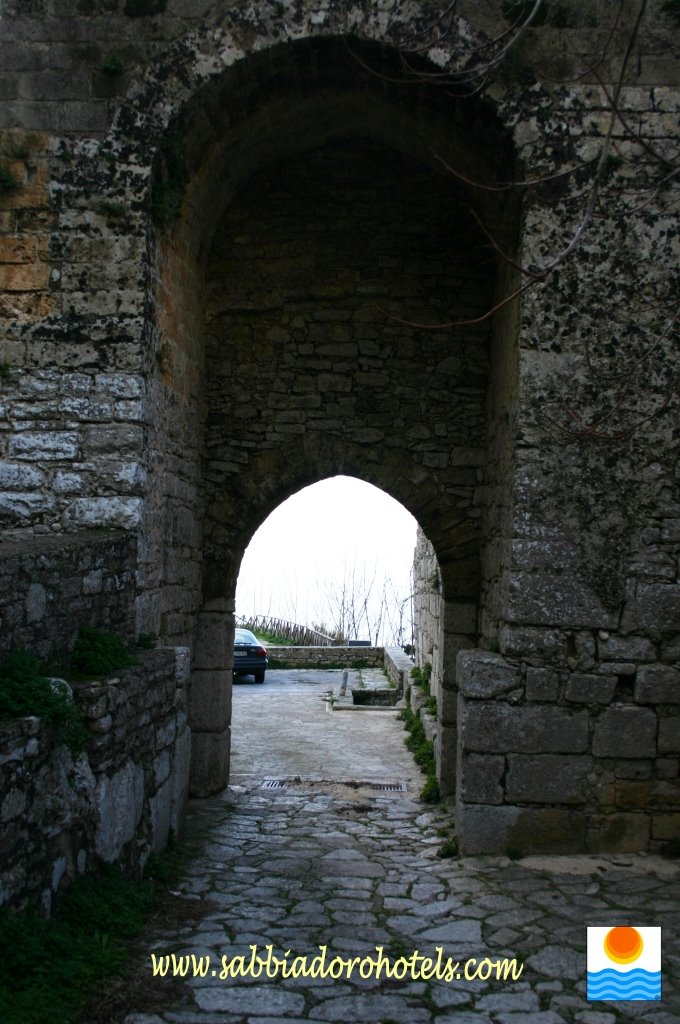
[
  {"xmin": 437, "ymin": 601, "xmax": 477, "ymax": 796},
  {"xmin": 189, "ymin": 601, "xmax": 233, "ymax": 796},
  {"xmin": 456, "ymin": 649, "xmax": 592, "ymax": 856}
]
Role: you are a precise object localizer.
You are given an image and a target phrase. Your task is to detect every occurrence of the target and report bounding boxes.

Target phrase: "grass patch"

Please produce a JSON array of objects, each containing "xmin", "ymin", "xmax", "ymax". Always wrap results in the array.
[
  {"xmin": 250, "ymin": 630, "xmax": 297, "ymax": 646},
  {"xmin": 0, "ymin": 651, "xmax": 88, "ymax": 756},
  {"xmin": 399, "ymin": 704, "xmax": 440, "ymax": 804},
  {"xmin": 0, "ymin": 862, "xmax": 164, "ymax": 1024},
  {"xmin": 437, "ymin": 836, "xmax": 459, "ymax": 859},
  {"xmin": 410, "ymin": 662, "xmax": 432, "ymax": 691}
]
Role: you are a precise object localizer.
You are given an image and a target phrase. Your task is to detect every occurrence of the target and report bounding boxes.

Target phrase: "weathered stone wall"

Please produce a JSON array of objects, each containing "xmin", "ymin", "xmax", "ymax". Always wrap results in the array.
[
  {"xmin": 0, "ymin": 530, "xmax": 136, "ymax": 658},
  {"xmin": 383, "ymin": 647, "xmax": 414, "ymax": 694},
  {"xmin": 456, "ymin": 648, "xmax": 680, "ymax": 856},
  {"xmin": 266, "ymin": 645, "xmax": 413, "ymax": 682},
  {"xmin": 412, "ymin": 528, "xmax": 444, "ymax": 684},
  {"xmin": 267, "ymin": 645, "xmax": 385, "ymax": 669},
  {"xmin": 0, "ymin": 648, "xmax": 190, "ymax": 912},
  {"xmin": 0, "ymin": 0, "xmax": 678, "ymax": 851}
]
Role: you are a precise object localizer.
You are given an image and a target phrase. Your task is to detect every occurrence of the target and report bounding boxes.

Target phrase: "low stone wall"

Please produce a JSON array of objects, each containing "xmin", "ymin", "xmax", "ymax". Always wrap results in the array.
[
  {"xmin": 456, "ymin": 649, "xmax": 680, "ymax": 856},
  {"xmin": 0, "ymin": 529, "xmax": 137, "ymax": 659},
  {"xmin": 383, "ymin": 646, "xmax": 414, "ymax": 693},
  {"xmin": 266, "ymin": 645, "xmax": 385, "ymax": 668},
  {"xmin": 0, "ymin": 648, "xmax": 190, "ymax": 913}
]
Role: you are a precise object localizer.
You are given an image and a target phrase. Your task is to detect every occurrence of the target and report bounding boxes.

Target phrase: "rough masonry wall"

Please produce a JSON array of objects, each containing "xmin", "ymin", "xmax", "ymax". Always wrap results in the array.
[
  {"xmin": 0, "ymin": 529, "xmax": 136, "ymax": 658},
  {"xmin": 0, "ymin": 0, "xmax": 678, "ymax": 851},
  {"xmin": 202, "ymin": 135, "xmax": 493, "ymax": 570},
  {"xmin": 0, "ymin": 648, "xmax": 190, "ymax": 912}
]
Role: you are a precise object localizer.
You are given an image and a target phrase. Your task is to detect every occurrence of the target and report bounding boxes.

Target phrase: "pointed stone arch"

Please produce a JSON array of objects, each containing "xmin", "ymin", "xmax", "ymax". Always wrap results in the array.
[{"xmin": 159, "ymin": 34, "xmax": 522, "ymax": 797}]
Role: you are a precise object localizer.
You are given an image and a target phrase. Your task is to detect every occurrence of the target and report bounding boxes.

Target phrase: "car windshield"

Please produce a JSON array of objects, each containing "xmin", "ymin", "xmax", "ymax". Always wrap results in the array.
[{"xmin": 234, "ymin": 629, "xmax": 258, "ymax": 645}]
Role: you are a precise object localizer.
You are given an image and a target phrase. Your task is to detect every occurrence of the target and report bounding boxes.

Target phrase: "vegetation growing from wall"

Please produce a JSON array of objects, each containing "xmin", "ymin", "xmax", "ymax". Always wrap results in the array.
[
  {"xmin": 0, "ymin": 651, "xmax": 88, "ymax": 756},
  {"xmin": 71, "ymin": 627, "xmax": 136, "ymax": 677},
  {"xmin": 399, "ymin": 700, "xmax": 440, "ymax": 804}
]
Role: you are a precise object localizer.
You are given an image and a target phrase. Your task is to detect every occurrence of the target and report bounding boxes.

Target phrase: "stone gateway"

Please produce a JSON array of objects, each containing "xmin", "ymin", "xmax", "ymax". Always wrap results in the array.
[{"xmin": 0, "ymin": 0, "xmax": 678, "ymax": 879}]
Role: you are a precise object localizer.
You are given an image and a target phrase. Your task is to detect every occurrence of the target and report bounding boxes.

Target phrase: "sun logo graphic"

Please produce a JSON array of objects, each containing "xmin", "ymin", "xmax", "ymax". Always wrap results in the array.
[{"xmin": 587, "ymin": 927, "xmax": 661, "ymax": 1001}]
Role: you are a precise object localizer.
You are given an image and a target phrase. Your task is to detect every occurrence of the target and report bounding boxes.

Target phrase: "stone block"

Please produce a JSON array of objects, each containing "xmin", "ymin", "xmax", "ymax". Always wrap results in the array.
[
  {"xmin": 656, "ymin": 757, "xmax": 678, "ymax": 779},
  {"xmin": 444, "ymin": 601, "xmax": 478, "ymax": 635},
  {"xmin": 652, "ymin": 814, "xmax": 680, "ymax": 841},
  {"xmin": 592, "ymin": 707, "xmax": 657, "ymax": 758},
  {"xmin": 0, "ymin": 236, "xmax": 36, "ymax": 263},
  {"xmin": 588, "ymin": 813, "xmax": 650, "ymax": 853},
  {"xmin": 0, "ymin": 261, "xmax": 49, "ymax": 291},
  {"xmin": 82, "ymin": 570, "xmax": 103, "ymax": 595},
  {"xmin": 0, "ymin": 492, "xmax": 54, "ymax": 519},
  {"xmin": 149, "ymin": 777, "xmax": 172, "ymax": 854},
  {"xmin": 457, "ymin": 649, "xmax": 519, "ymax": 699},
  {"xmin": 458, "ymin": 804, "xmax": 586, "ymax": 856},
  {"xmin": 193, "ymin": 612, "xmax": 228, "ymax": 670},
  {"xmin": 460, "ymin": 753, "xmax": 504, "ymax": 804},
  {"xmin": 153, "ymin": 749, "xmax": 171, "ymax": 787},
  {"xmin": 506, "ymin": 754, "xmax": 591, "ymax": 804},
  {"xmin": 635, "ymin": 665, "xmax": 680, "ymax": 704},
  {"xmin": 506, "ymin": 572, "xmax": 618, "ymax": 629},
  {"xmin": 0, "ymin": 462, "xmax": 44, "ymax": 488},
  {"xmin": 94, "ymin": 758, "xmax": 144, "ymax": 863},
  {"xmin": 597, "ymin": 634, "xmax": 656, "ymax": 661},
  {"xmin": 8, "ymin": 431, "xmax": 79, "ymax": 460},
  {"xmin": 500, "ymin": 626, "xmax": 564, "ymax": 659},
  {"xmin": 170, "ymin": 724, "xmax": 191, "ymax": 835},
  {"xmin": 188, "ymin": 669, "xmax": 231, "ymax": 732},
  {"xmin": 26, "ymin": 582, "xmax": 46, "ymax": 623},
  {"xmin": 71, "ymin": 496, "xmax": 143, "ymax": 529},
  {"xmin": 437, "ymin": 723, "xmax": 457, "ymax": 797},
  {"xmin": 658, "ymin": 718, "xmax": 680, "ymax": 753},
  {"xmin": 173, "ymin": 646, "xmax": 191, "ymax": 684},
  {"xmin": 460, "ymin": 702, "xmax": 589, "ymax": 754},
  {"xmin": 189, "ymin": 728, "xmax": 230, "ymax": 797},
  {"xmin": 615, "ymin": 780, "xmax": 678, "ymax": 810},
  {"xmin": 438, "ymin": 685, "xmax": 456, "ymax": 725},
  {"xmin": 625, "ymin": 584, "xmax": 680, "ymax": 635},
  {"xmin": 565, "ymin": 674, "xmax": 616, "ymax": 704},
  {"xmin": 525, "ymin": 667, "xmax": 559, "ymax": 701}
]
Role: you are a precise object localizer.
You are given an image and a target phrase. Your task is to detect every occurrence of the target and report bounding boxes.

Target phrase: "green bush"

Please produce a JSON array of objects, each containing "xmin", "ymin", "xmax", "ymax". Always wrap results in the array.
[
  {"xmin": 420, "ymin": 776, "xmax": 441, "ymax": 804},
  {"xmin": 71, "ymin": 627, "xmax": 136, "ymax": 676},
  {"xmin": 0, "ymin": 651, "xmax": 88, "ymax": 755}
]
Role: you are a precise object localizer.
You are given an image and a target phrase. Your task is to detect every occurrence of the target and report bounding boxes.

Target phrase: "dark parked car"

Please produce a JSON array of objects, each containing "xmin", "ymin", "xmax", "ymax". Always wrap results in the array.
[{"xmin": 233, "ymin": 628, "xmax": 268, "ymax": 683}]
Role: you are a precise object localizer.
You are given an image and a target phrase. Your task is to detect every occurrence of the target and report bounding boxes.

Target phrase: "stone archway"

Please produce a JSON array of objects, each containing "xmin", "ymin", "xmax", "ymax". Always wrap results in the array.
[{"xmin": 175, "ymin": 38, "xmax": 519, "ymax": 796}]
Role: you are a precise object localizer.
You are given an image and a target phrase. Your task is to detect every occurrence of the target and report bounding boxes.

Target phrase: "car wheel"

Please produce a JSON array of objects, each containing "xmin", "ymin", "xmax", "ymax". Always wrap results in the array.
[{"xmin": 254, "ymin": 671, "xmax": 265, "ymax": 684}]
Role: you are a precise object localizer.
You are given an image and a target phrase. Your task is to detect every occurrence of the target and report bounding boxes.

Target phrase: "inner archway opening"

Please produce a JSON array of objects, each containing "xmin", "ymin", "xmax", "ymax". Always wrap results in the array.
[
  {"xmin": 178, "ymin": 37, "xmax": 519, "ymax": 800},
  {"xmin": 235, "ymin": 476, "xmax": 418, "ymax": 648}
]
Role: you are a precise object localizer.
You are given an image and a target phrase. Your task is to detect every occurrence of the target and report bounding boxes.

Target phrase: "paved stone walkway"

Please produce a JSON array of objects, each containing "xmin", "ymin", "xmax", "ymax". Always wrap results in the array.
[{"xmin": 124, "ymin": 670, "xmax": 680, "ymax": 1024}]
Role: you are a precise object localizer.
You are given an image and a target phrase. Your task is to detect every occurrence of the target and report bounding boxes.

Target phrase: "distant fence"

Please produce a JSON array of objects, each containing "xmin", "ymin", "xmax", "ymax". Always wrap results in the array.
[{"xmin": 238, "ymin": 615, "xmax": 336, "ymax": 647}]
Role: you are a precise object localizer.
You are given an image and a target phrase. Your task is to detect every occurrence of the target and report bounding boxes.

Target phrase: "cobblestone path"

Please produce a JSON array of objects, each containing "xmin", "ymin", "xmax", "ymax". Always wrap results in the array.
[{"xmin": 124, "ymin": 671, "xmax": 680, "ymax": 1024}]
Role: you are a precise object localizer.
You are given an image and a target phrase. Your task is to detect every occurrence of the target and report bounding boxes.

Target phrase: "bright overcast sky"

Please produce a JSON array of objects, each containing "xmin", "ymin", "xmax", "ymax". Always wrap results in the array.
[{"xmin": 235, "ymin": 476, "xmax": 418, "ymax": 644}]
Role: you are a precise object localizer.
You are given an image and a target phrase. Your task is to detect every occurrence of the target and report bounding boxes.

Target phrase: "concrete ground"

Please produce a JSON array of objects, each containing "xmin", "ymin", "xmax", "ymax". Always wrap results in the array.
[{"xmin": 123, "ymin": 669, "xmax": 680, "ymax": 1024}]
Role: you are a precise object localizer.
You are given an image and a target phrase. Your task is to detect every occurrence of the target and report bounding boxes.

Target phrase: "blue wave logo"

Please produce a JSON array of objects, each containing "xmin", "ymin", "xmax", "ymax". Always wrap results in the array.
[{"xmin": 587, "ymin": 968, "xmax": 661, "ymax": 1001}]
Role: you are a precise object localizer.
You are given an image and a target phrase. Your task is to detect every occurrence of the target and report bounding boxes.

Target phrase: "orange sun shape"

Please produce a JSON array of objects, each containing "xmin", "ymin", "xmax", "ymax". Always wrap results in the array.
[{"xmin": 603, "ymin": 927, "xmax": 644, "ymax": 965}]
